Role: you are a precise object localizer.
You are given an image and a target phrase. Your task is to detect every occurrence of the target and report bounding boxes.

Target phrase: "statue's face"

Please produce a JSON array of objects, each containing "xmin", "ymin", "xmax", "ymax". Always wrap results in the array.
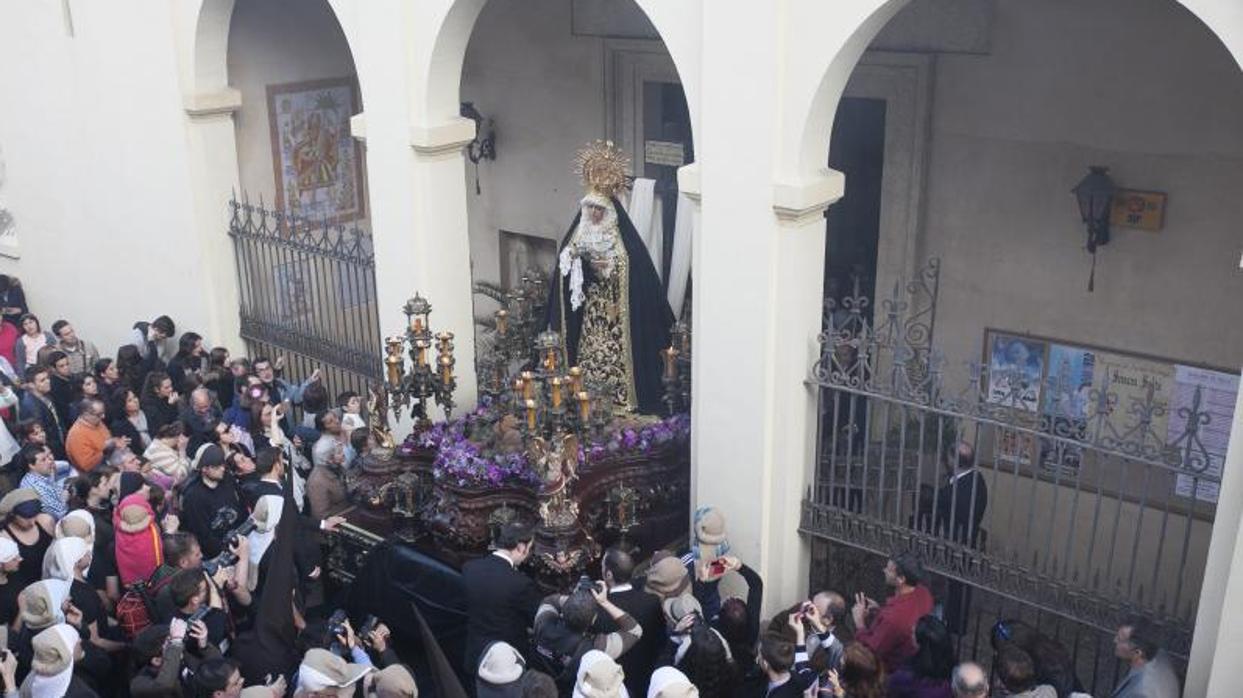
[{"xmin": 587, "ymin": 204, "xmax": 607, "ymax": 224}]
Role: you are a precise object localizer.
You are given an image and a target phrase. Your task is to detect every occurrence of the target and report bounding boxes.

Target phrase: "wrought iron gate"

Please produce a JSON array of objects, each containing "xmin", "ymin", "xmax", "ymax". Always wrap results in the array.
[
  {"xmin": 800, "ymin": 259, "xmax": 1224, "ymax": 694},
  {"xmin": 228, "ymin": 195, "xmax": 383, "ymax": 398}
]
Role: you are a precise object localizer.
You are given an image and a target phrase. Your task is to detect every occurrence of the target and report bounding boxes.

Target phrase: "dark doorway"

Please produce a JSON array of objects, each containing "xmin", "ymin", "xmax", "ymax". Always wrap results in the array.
[
  {"xmin": 642, "ymin": 80, "xmax": 693, "ymax": 305},
  {"xmin": 824, "ymin": 97, "xmax": 886, "ymax": 317}
]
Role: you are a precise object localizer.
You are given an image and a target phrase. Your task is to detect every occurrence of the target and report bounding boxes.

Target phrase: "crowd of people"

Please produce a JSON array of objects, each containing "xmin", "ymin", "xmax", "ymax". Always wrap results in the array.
[
  {"xmin": 0, "ymin": 276, "xmax": 409, "ymax": 696},
  {"xmin": 461, "ymin": 513, "xmax": 1182, "ymax": 698},
  {"xmin": 0, "ymin": 274, "xmax": 1183, "ymax": 698}
]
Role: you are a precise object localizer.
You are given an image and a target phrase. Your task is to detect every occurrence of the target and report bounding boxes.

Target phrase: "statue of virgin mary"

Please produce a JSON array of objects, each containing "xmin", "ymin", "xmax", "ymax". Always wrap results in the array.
[{"xmin": 545, "ymin": 141, "xmax": 674, "ymax": 414}]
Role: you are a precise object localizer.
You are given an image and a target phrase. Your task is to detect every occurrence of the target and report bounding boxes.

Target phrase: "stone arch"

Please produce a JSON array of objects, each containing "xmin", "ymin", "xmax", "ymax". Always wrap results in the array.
[
  {"xmin": 422, "ymin": 0, "xmax": 700, "ymax": 147},
  {"xmin": 790, "ymin": 0, "xmax": 1243, "ymax": 181},
  {"xmin": 191, "ymin": 0, "xmax": 367, "ymax": 103}
]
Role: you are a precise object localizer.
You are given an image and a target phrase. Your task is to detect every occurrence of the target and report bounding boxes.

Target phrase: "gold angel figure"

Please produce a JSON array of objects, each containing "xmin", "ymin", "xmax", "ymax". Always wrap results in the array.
[
  {"xmin": 367, "ymin": 384, "xmax": 397, "ymax": 451},
  {"xmin": 527, "ymin": 432, "xmax": 580, "ymax": 496}
]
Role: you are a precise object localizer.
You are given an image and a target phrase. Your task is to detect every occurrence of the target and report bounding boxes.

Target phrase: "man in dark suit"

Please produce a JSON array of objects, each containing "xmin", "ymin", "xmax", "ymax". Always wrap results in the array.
[
  {"xmin": 933, "ymin": 441, "xmax": 988, "ymax": 545},
  {"xmin": 593, "ymin": 547, "xmax": 664, "ymax": 696},
  {"xmin": 929, "ymin": 441, "xmax": 987, "ymax": 634},
  {"xmin": 462, "ymin": 521, "xmax": 541, "ymax": 676}
]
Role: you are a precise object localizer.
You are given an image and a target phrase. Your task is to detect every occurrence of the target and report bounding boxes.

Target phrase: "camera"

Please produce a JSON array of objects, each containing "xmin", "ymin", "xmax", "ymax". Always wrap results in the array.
[
  {"xmin": 327, "ymin": 609, "xmax": 350, "ymax": 638},
  {"xmin": 187, "ymin": 606, "xmax": 211, "ymax": 625},
  {"xmin": 223, "ymin": 517, "xmax": 258, "ymax": 550},
  {"xmin": 202, "ymin": 550, "xmax": 238, "ymax": 577},
  {"xmin": 358, "ymin": 614, "xmax": 379, "ymax": 638},
  {"xmin": 575, "ymin": 575, "xmax": 595, "ymax": 593}
]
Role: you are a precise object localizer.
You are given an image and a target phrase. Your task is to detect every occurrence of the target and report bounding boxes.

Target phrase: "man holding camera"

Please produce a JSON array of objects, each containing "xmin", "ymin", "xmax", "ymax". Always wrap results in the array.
[
  {"xmin": 531, "ymin": 578, "xmax": 643, "ymax": 689},
  {"xmin": 153, "ymin": 532, "xmax": 251, "ymax": 632},
  {"xmin": 130, "ymin": 618, "xmax": 219, "ymax": 697},
  {"xmin": 167, "ymin": 568, "xmax": 232, "ymax": 654},
  {"xmin": 181, "ymin": 445, "xmax": 248, "ymax": 558},
  {"xmin": 595, "ymin": 547, "xmax": 663, "ymax": 697}
]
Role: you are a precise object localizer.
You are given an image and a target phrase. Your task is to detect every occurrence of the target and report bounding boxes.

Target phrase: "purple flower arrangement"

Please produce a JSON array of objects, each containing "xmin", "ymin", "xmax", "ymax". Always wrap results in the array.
[{"xmin": 398, "ymin": 405, "xmax": 691, "ymax": 490}]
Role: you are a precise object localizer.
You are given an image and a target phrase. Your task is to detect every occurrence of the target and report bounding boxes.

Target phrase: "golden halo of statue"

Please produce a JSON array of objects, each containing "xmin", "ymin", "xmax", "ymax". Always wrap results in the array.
[{"xmin": 574, "ymin": 140, "xmax": 631, "ymax": 200}]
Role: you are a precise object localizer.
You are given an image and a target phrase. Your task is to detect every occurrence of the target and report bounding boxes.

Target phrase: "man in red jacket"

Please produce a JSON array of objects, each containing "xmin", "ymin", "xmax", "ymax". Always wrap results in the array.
[{"xmin": 852, "ymin": 552, "xmax": 934, "ymax": 672}]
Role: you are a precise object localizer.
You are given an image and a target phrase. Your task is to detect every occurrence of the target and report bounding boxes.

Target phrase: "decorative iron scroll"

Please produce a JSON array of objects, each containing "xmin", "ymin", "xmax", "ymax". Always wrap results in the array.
[
  {"xmin": 811, "ymin": 259, "xmax": 1219, "ymax": 478},
  {"xmin": 803, "ymin": 258, "xmax": 1221, "ymax": 658}
]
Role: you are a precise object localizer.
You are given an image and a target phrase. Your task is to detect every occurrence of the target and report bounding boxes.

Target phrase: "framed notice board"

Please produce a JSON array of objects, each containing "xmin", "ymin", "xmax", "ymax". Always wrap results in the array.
[{"xmin": 982, "ymin": 328, "xmax": 1237, "ymax": 506}]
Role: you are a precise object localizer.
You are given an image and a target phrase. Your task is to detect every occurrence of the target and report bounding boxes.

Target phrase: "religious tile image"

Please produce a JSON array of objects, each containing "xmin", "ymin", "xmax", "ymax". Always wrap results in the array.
[{"xmin": 267, "ymin": 77, "xmax": 365, "ymax": 223}]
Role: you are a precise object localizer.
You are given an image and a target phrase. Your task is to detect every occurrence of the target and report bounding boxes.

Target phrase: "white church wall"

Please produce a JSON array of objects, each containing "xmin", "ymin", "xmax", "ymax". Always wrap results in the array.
[
  {"xmin": 0, "ymin": 1, "xmax": 219, "ymax": 354},
  {"xmin": 912, "ymin": 0, "xmax": 1243, "ymax": 373},
  {"xmin": 227, "ymin": 0, "xmax": 365, "ymax": 225}
]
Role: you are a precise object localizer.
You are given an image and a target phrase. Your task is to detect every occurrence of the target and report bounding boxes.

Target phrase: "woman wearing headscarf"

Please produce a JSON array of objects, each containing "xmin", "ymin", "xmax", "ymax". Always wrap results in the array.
[
  {"xmin": 573, "ymin": 650, "xmax": 628, "ymax": 698},
  {"xmin": 67, "ymin": 472, "xmax": 121, "ymax": 609},
  {"xmin": 231, "ymin": 490, "xmax": 302, "ymax": 687},
  {"xmin": 647, "ymin": 666, "xmax": 699, "ymax": 698},
  {"xmin": 0, "ymin": 489, "xmax": 54, "ymax": 592},
  {"xmin": 245, "ymin": 494, "xmax": 283, "ymax": 595},
  {"xmin": 13, "ymin": 578, "xmax": 72, "ymax": 682},
  {"xmin": 0, "ymin": 538, "xmax": 21, "ymax": 625},
  {"xmin": 44, "ymin": 537, "xmax": 125, "ymax": 655},
  {"xmin": 19, "ymin": 624, "xmax": 98, "ymax": 697},
  {"xmin": 112, "ymin": 480, "xmax": 168, "ymax": 588}
]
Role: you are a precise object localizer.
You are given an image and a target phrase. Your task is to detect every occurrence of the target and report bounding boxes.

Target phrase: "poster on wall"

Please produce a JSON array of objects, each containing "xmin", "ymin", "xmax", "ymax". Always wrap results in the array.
[
  {"xmin": 1169, "ymin": 365, "xmax": 1239, "ymax": 504},
  {"xmin": 986, "ymin": 333, "xmax": 1046, "ymax": 412},
  {"xmin": 1093, "ymin": 352, "xmax": 1174, "ymax": 445},
  {"xmin": 1038, "ymin": 344, "xmax": 1097, "ymax": 476},
  {"xmin": 267, "ymin": 77, "xmax": 365, "ymax": 223}
]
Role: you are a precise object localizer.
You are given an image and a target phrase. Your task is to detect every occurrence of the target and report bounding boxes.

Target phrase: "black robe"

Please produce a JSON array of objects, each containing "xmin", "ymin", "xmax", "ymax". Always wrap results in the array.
[
  {"xmin": 545, "ymin": 197, "xmax": 674, "ymax": 415},
  {"xmin": 231, "ymin": 488, "xmax": 302, "ymax": 686}
]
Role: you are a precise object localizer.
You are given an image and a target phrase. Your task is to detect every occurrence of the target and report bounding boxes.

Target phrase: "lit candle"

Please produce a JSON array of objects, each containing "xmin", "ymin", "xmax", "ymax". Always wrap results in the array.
[
  {"xmin": 521, "ymin": 371, "xmax": 534, "ymax": 400},
  {"xmin": 412, "ymin": 317, "xmax": 424, "ymax": 334},
  {"xmin": 545, "ymin": 349, "xmax": 557, "ymax": 373},
  {"xmin": 525, "ymin": 399, "xmax": 537, "ymax": 429},
  {"xmin": 663, "ymin": 346, "xmax": 679, "ymax": 380},
  {"xmin": 569, "ymin": 366, "xmax": 583, "ymax": 394},
  {"xmin": 440, "ymin": 356, "xmax": 452, "ymax": 383},
  {"xmin": 551, "ymin": 377, "xmax": 563, "ymax": 408},
  {"xmin": 416, "ymin": 340, "xmax": 427, "ymax": 367},
  {"xmin": 496, "ymin": 310, "xmax": 509, "ymax": 337},
  {"xmin": 577, "ymin": 391, "xmax": 590, "ymax": 422}
]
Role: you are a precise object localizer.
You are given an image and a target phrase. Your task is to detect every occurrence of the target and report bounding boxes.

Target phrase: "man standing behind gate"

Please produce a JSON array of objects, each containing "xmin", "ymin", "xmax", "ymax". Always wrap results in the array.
[{"xmin": 931, "ymin": 441, "xmax": 988, "ymax": 634}]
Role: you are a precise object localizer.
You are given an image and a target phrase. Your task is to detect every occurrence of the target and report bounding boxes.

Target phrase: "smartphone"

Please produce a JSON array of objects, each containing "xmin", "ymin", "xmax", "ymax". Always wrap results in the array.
[
  {"xmin": 0, "ymin": 625, "xmax": 9, "ymax": 653},
  {"xmin": 709, "ymin": 559, "xmax": 727, "ymax": 576}
]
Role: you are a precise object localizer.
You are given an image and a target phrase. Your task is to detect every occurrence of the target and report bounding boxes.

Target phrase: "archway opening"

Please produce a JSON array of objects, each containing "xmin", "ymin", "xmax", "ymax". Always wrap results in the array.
[
  {"xmin": 459, "ymin": 0, "xmax": 694, "ymax": 321},
  {"xmin": 445, "ymin": 0, "xmax": 697, "ymax": 561},
  {"xmin": 223, "ymin": 0, "xmax": 381, "ymax": 398},
  {"xmin": 807, "ymin": 0, "xmax": 1243, "ymax": 692}
]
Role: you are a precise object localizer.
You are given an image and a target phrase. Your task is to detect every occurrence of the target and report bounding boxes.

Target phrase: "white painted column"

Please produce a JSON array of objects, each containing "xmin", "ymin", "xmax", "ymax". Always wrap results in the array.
[
  {"xmin": 1187, "ymin": 374, "xmax": 1243, "ymax": 697},
  {"xmin": 183, "ymin": 89, "xmax": 244, "ymax": 353},
  {"xmin": 352, "ymin": 0, "xmax": 479, "ymax": 437},
  {"xmin": 692, "ymin": 2, "xmax": 842, "ymax": 612},
  {"xmin": 408, "ymin": 122, "xmax": 480, "ymax": 411}
]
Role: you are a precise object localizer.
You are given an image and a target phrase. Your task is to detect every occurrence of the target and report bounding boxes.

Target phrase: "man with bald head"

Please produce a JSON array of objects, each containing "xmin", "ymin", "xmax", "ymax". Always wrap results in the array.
[
  {"xmin": 595, "ymin": 547, "xmax": 663, "ymax": 695},
  {"xmin": 952, "ymin": 661, "xmax": 989, "ymax": 698},
  {"xmin": 807, "ymin": 590, "xmax": 847, "ymax": 671},
  {"xmin": 181, "ymin": 386, "xmax": 221, "ymax": 452}
]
